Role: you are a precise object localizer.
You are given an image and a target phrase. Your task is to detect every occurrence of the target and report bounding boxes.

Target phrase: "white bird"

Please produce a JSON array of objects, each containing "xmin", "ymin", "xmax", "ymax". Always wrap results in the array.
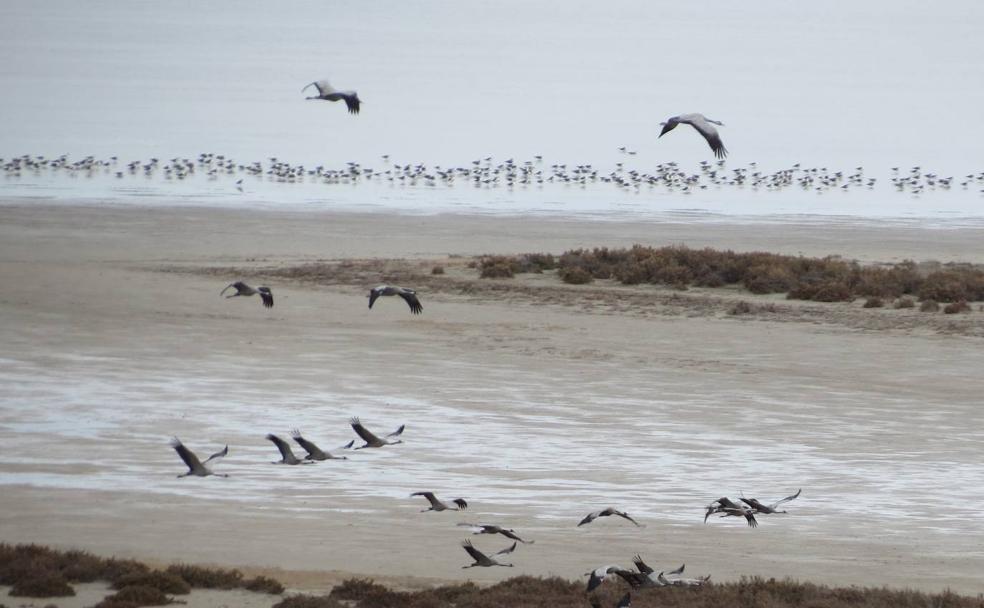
[
  {"xmin": 221, "ymin": 281, "xmax": 273, "ymax": 308},
  {"xmin": 171, "ymin": 437, "xmax": 228, "ymax": 478},
  {"xmin": 303, "ymin": 80, "xmax": 361, "ymax": 114},
  {"xmin": 290, "ymin": 429, "xmax": 353, "ymax": 461},
  {"xmin": 457, "ymin": 523, "xmax": 534, "ymax": 544},
  {"xmin": 461, "ymin": 540, "xmax": 514, "ymax": 568},
  {"xmin": 349, "ymin": 417, "xmax": 405, "ymax": 449},
  {"xmin": 658, "ymin": 113, "xmax": 728, "ymax": 159},
  {"xmin": 411, "ymin": 491, "xmax": 468, "ymax": 512},
  {"xmin": 368, "ymin": 285, "xmax": 423, "ymax": 314},
  {"xmin": 578, "ymin": 507, "xmax": 642, "ymax": 527},
  {"xmin": 657, "ymin": 571, "xmax": 711, "ymax": 587},
  {"xmin": 266, "ymin": 433, "xmax": 309, "ymax": 465}
]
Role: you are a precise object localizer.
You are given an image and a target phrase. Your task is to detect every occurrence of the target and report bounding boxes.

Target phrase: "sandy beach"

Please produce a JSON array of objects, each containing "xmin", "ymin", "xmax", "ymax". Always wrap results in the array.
[{"xmin": 2, "ymin": 203, "xmax": 984, "ymax": 599}]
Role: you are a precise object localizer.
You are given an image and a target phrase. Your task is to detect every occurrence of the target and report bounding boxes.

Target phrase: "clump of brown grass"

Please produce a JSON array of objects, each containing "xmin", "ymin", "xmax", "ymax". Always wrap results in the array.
[
  {"xmin": 559, "ymin": 266, "xmax": 593, "ymax": 284},
  {"xmin": 245, "ymin": 575, "xmax": 286, "ymax": 594},
  {"xmin": 479, "ymin": 259, "xmax": 514, "ymax": 278},
  {"xmin": 431, "ymin": 265, "xmax": 445, "ymax": 275},
  {"xmin": 477, "ymin": 253, "xmax": 556, "ymax": 279},
  {"xmin": 863, "ymin": 297, "xmax": 884, "ymax": 308},
  {"xmin": 9, "ymin": 571, "xmax": 75, "ymax": 598},
  {"xmin": 920, "ymin": 299, "xmax": 940, "ymax": 312},
  {"xmin": 99, "ymin": 585, "xmax": 171, "ymax": 606},
  {"xmin": 894, "ymin": 297, "xmax": 915, "ymax": 309},
  {"xmin": 728, "ymin": 300, "xmax": 753, "ymax": 315},
  {"xmin": 273, "ymin": 595, "xmax": 346, "ymax": 608},
  {"xmin": 112, "ymin": 571, "xmax": 190, "ymax": 595},
  {"xmin": 329, "ymin": 578, "xmax": 390, "ymax": 601},
  {"xmin": 944, "ymin": 300, "xmax": 971, "ymax": 314},
  {"xmin": 165, "ymin": 563, "xmax": 243, "ymax": 589}
]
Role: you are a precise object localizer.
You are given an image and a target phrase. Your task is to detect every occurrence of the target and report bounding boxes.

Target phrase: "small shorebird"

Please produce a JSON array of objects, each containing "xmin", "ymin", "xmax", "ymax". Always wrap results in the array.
[
  {"xmin": 221, "ymin": 281, "xmax": 273, "ymax": 308},
  {"xmin": 457, "ymin": 523, "xmax": 534, "ymax": 544},
  {"xmin": 411, "ymin": 491, "xmax": 468, "ymax": 512},
  {"xmin": 659, "ymin": 113, "xmax": 728, "ymax": 159},
  {"xmin": 368, "ymin": 284, "xmax": 423, "ymax": 314},
  {"xmin": 349, "ymin": 417, "xmax": 405, "ymax": 448},
  {"xmin": 266, "ymin": 433, "xmax": 309, "ymax": 465},
  {"xmin": 740, "ymin": 489, "xmax": 801, "ymax": 514},
  {"xmin": 171, "ymin": 438, "xmax": 228, "ymax": 478},
  {"xmin": 461, "ymin": 540, "xmax": 515, "ymax": 568},
  {"xmin": 289, "ymin": 429, "xmax": 353, "ymax": 461},
  {"xmin": 578, "ymin": 507, "xmax": 642, "ymax": 527},
  {"xmin": 303, "ymin": 80, "xmax": 361, "ymax": 114}
]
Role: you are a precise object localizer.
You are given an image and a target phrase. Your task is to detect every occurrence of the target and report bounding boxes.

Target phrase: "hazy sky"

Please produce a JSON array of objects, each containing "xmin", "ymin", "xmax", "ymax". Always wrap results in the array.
[{"xmin": 1, "ymin": 1, "xmax": 982, "ymax": 171}]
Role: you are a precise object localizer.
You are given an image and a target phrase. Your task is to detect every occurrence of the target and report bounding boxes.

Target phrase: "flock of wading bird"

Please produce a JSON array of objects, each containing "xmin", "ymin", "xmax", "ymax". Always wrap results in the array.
[{"xmin": 172, "ymin": 278, "xmax": 804, "ymax": 606}]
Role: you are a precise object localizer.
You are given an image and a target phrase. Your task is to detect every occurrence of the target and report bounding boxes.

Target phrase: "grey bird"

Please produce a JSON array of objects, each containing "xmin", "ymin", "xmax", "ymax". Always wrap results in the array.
[
  {"xmin": 221, "ymin": 281, "xmax": 273, "ymax": 308},
  {"xmin": 658, "ymin": 113, "xmax": 728, "ymax": 159},
  {"xmin": 290, "ymin": 429, "xmax": 353, "ymax": 461},
  {"xmin": 457, "ymin": 523, "xmax": 534, "ymax": 544},
  {"xmin": 171, "ymin": 437, "xmax": 228, "ymax": 478},
  {"xmin": 368, "ymin": 284, "xmax": 423, "ymax": 314},
  {"xmin": 411, "ymin": 491, "xmax": 468, "ymax": 512},
  {"xmin": 303, "ymin": 80, "xmax": 361, "ymax": 114},
  {"xmin": 578, "ymin": 507, "xmax": 642, "ymax": 527},
  {"xmin": 704, "ymin": 497, "xmax": 758, "ymax": 527},
  {"xmin": 266, "ymin": 433, "xmax": 309, "ymax": 465},
  {"xmin": 461, "ymin": 540, "xmax": 514, "ymax": 568},
  {"xmin": 349, "ymin": 417, "xmax": 405, "ymax": 448},
  {"xmin": 613, "ymin": 556, "xmax": 684, "ymax": 588},
  {"xmin": 585, "ymin": 565, "xmax": 624, "ymax": 593}
]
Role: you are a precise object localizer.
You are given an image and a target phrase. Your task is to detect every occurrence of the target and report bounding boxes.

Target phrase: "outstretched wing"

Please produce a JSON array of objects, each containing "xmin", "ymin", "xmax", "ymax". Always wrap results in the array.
[
  {"xmin": 769, "ymin": 488, "xmax": 802, "ymax": 510},
  {"xmin": 689, "ymin": 121, "xmax": 727, "ymax": 159},
  {"xmin": 221, "ymin": 281, "xmax": 247, "ymax": 296},
  {"xmin": 615, "ymin": 510, "xmax": 641, "ymax": 526},
  {"xmin": 290, "ymin": 430, "xmax": 327, "ymax": 459},
  {"xmin": 658, "ymin": 119, "xmax": 678, "ymax": 138},
  {"xmin": 578, "ymin": 510, "xmax": 600, "ymax": 526},
  {"xmin": 387, "ymin": 424, "xmax": 405, "ymax": 438},
  {"xmin": 494, "ymin": 541, "xmax": 517, "ymax": 556},
  {"xmin": 171, "ymin": 437, "xmax": 203, "ymax": 472},
  {"xmin": 350, "ymin": 417, "xmax": 383, "ymax": 444},
  {"xmin": 399, "ymin": 291, "xmax": 423, "ymax": 314},
  {"xmin": 461, "ymin": 540, "xmax": 487, "ymax": 562},
  {"xmin": 203, "ymin": 445, "xmax": 228, "ymax": 465},
  {"xmin": 342, "ymin": 93, "xmax": 360, "ymax": 115},
  {"xmin": 632, "ymin": 554, "xmax": 653, "ymax": 574},
  {"xmin": 266, "ymin": 433, "xmax": 296, "ymax": 460},
  {"xmin": 666, "ymin": 563, "xmax": 685, "ymax": 576},
  {"xmin": 368, "ymin": 288, "xmax": 381, "ymax": 310},
  {"xmin": 452, "ymin": 498, "xmax": 468, "ymax": 509},
  {"xmin": 258, "ymin": 287, "xmax": 274, "ymax": 308},
  {"xmin": 411, "ymin": 491, "xmax": 440, "ymax": 507},
  {"xmin": 304, "ymin": 80, "xmax": 335, "ymax": 96}
]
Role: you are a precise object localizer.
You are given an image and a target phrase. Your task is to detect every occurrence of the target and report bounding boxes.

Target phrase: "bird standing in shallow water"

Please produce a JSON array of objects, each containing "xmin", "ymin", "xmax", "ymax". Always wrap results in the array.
[
  {"xmin": 659, "ymin": 113, "xmax": 728, "ymax": 159},
  {"xmin": 303, "ymin": 79, "xmax": 361, "ymax": 114}
]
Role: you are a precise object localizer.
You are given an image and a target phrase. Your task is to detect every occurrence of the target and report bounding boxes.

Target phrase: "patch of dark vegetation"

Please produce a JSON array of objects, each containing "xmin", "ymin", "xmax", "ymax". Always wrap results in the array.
[
  {"xmin": 944, "ymin": 300, "xmax": 971, "ymax": 314},
  {"xmin": 547, "ymin": 245, "xmax": 984, "ymax": 303},
  {"xmin": 0, "ymin": 543, "xmax": 284, "ymax": 598},
  {"xmin": 728, "ymin": 300, "xmax": 753, "ymax": 315},
  {"xmin": 282, "ymin": 575, "xmax": 984, "ymax": 608},
  {"xmin": 920, "ymin": 299, "xmax": 940, "ymax": 312},
  {"xmin": 894, "ymin": 296, "xmax": 916, "ymax": 309},
  {"xmin": 98, "ymin": 585, "xmax": 171, "ymax": 607},
  {"xmin": 245, "ymin": 575, "xmax": 287, "ymax": 594},
  {"xmin": 558, "ymin": 266, "xmax": 593, "ymax": 285},
  {"xmin": 478, "ymin": 253, "xmax": 556, "ymax": 279},
  {"xmin": 431, "ymin": 265, "xmax": 445, "ymax": 275},
  {"xmin": 863, "ymin": 297, "xmax": 884, "ymax": 308},
  {"xmin": 112, "ymin": 571, "xmax": 190, "ymax": 595},
  {"xmin": 9, "ymin": 571, "xmax": 75, "ymax": 598}
]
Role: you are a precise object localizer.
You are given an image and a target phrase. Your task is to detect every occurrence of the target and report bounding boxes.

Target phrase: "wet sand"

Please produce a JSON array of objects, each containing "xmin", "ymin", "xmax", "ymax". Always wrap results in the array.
[{"xmin": 1, "ymin": 203, "xmax": 984, "ymax": 597}]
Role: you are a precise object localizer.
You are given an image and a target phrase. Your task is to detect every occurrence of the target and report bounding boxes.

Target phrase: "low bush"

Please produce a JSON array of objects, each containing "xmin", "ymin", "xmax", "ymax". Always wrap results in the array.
[
  {"xmin": 9, "ymin": 571, "xmax": 75, "ymax": 598},
  {"xmin": 559, "ymin": 266, "xmax": 593, "ymax": 284},
  {"xmin": 430, "ymin": 265, "xmax": 445, "ymax": 275},
  {"xmin": 165, "ymin": 563, "xmax": 243, "ymax": 589},
  {"xmin": 862, "ymin": 297, "xmax": 884, "ymax": 308},
  {"xmin": 245, "ymin": 575, "xmax": 286, "ymax": 594},
  {"xmin": 920, "ymin": 300, "xmax": 940, "ymax": 312},
  {"xmin": 101, "ymin": 585, "xmax": 170, "ymax": 606},
  {"xmin": 894, "ymin": 297, "xmax": 915, "ymax": 309},
  {"xmin": 944, "ymin": 300, "xmax": 971, "ymax": 314},
  {"xmin": 113, "ymin": 571, "xmax": 190, "ymax": 594}
]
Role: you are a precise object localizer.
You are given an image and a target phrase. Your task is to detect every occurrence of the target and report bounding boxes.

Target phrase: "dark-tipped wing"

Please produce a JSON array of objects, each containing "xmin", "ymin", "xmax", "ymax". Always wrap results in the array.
[
  {"xmin": 266, "ymin": 433, "xmax": 296, "ymax": 460},
  {"xmin": 578, "ymin": 511, "xmax": 600, "ymax": 526},
  {"xmin": 221, "ymin": 281, "xmax": 248, "ymax": 296},
  {"xmin": 171, "ymin": 437, "xmax": 204, "ymax": 472},
  {"xmin": 290, "ymin": 430, "xmax": 327, "ymax": 459},
  {"xmin": 690, "ymin": 122, "xmax": 727, "ymax": 159},
  {"xmin": 258, "ymin": 287, "xmax": 274, "ymax": 308},
  {"xmin": 744, "ymin": 510, "xmax": 759, "ymax": 527},
  {"xmin": 462, "ymin": 540, "xmax": 488, "ymax": 562},
  {"xmin": 452, "ymin": 498, "xmax": 468, "ymax": 509},
  {"xmin": 411, "ymin": 491, "xmax": 440, "ymax": 507},
  {"xmin": 350, "ymin": 417, "xmax": 383, "ymax": 444},
  {"xmin": 399, "ymin": 291, "xmax": 423, "ymax": 314},
  {"xmin": 666, "ymin": 563, "xmax": 685, "ymax": 576},
  {"xmin": 769, "ymin": 488, "xmax": 802, "ymax": 509},
  {"xmin": 386, "ymin": 424, "xmax": 405, "ymax": 438},
  {"xmin": 658, "ymin": 120, "xmax": 678, "ymax": 138},
  {"xmin": 203, "ymin": 445, "xmax": 228, "ymax": 465},
  {"xmin": 368, "ymin": 289, "xmax": 381, "ymax": 310},
  {"xmin": 343, "ymin": 94, "xmax": 360, "ymax": 115},
  {"xmin": 632, "ymin": 554, "xmax": 653, "ymax": 574},
  {"xmin": 614, "ymin": 510, "xmax": 641, "ymax": 526},
  {"xmin": 499, "ymin": 529, "xmax": 531, "ymax": 543},
  {"xmin": 612, "ymin": 569, "xmax": 647, "ymax": 588}
]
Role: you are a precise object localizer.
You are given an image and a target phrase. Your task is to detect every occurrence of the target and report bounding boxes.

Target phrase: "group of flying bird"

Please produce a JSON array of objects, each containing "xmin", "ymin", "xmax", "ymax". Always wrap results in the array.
[{"xmin": 221, "ymin": 280, "xmax": 424, "ymax": 315}]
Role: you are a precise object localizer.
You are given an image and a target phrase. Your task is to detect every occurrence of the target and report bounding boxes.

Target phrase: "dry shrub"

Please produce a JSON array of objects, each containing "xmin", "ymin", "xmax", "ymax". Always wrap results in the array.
[
  {"xmin": 9, "ymin": 571, "xmax": 75, "ymax": 598},
  {"xmin": 329, "ymin": 578, "xmax": 390, "ymax": 601},
  {"xmin": 478, "ymin": 258, "xmax": 514, "ymax": 278},
  {"xmin": 113, "ymin": 571, "xmax": 190, "ymax": 594},
  {"xmin": 245, "ymin": 575, "xmax": 286, "ymax": 594},
  {"xmin": 165, "ymin": 563, "xmax": 243, "ymax": 589},
  {"xmin": 788, "ymin": 281, "xmax": 854, "ymax": 302},
  {"xmin": 920, "ymin": 299, "xmax": 940, "ymax": 312},
  {"xmin": 728, "ymin": 301, "xmax": 753, "ymax": 315},
  {"xmin": 430, "ymin": 265, "xmax": 445, "ymax": 275},
  {"xmin": 894, "ymin": 297, "xmax": 915, "ymax": 309},
  {"xmin": 862, "ymin": 297, "xmax": 884, "ymax": 308},
  {"xmin": 273, "ymin": 595, "xmax": 345, "ymax": 608},
  {"xmin": 559, "ymin": 266, "xmax": 593, "ymax": 284},
  {"xmin": 943, "ymin": 300, "xmax": 971, "ymax": 314},
  {"xmin": 101, "ymin": 585, "xmax": 170, "ymax": 606},
  {"xmin": 478, "ymin": 253, "xmax": 556, "ymax": 278}
]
